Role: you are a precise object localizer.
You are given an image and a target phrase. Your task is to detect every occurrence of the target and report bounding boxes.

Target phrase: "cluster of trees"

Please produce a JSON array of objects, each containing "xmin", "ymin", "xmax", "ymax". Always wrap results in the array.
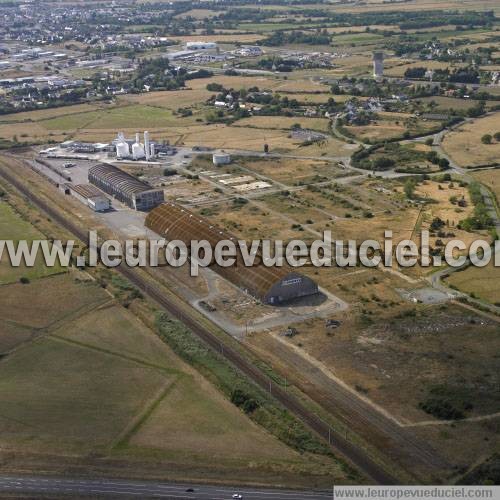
[
  {"xmin": 458, "ymin": 182, "xmax": 493, "ymax": 231},
  {"xmin": 399, "ymin": 11, "xmax": 495, "ymax": 30},
  {"xmin": 404, "ymin": 66, "xmax": 480, "ymax": 84},
  {"xmin": 481, "ymin": 132, "xmax": 500, "ymax": 144},
  {"xmin": 261, "ymin": 29, "xmax": 331, "ymax": 47},
  {"xmin": 426, "ymin": 151, "xmax": 450, "ymax": 170},
  {"xmin": 351, "ymin": 143, "xmax": 452, "ymax": 171}
]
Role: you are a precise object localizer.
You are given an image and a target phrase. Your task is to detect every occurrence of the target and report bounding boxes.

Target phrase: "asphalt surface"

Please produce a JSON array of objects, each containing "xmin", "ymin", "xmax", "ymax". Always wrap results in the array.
[{"xmin": 0, "ymin": 475, "xmax": 331, "ymax": 499}]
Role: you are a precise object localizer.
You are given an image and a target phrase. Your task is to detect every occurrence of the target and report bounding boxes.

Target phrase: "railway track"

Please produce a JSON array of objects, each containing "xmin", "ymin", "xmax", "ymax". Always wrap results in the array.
[{"xmin": 0, "ymin": 158, "xmax": 397, "ymax": 484}]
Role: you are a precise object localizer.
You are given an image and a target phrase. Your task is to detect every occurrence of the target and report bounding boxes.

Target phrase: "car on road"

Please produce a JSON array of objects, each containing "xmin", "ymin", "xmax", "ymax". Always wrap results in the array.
[{"xmin": 232, "ymin": 494, "xmax": 242, "ymax": 499}]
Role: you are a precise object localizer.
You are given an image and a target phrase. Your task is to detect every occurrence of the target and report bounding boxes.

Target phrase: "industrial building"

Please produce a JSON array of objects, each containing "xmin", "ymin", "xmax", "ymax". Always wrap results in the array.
[
  {"xmin": 88, "ymin": 163, "xmax": 164, "ymax": 211},
  {"xmin": 145, "ymin": 202, "xmax": 319, "ymax": 305},
  {"xmin": 66, "ymin": 183, "xmax": 111, "ymax": 212},
  {"xmin": 185, "ymin": 41, "xmax": 217, "ymax": 50}
]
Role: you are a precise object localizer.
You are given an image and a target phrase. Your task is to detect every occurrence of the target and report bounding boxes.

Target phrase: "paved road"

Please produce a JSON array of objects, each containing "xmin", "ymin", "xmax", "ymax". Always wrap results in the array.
[{"xmin": 0, "ymin": 475, "xmax": 331, "ymax": 499}]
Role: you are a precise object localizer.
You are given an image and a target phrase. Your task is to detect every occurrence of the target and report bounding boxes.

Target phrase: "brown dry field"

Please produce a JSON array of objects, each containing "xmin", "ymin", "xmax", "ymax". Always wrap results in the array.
[
  {"xmin": 345, "ymin": 122, "xmax": 408, "ymax": 141},
  {"xmin": 120, "ymin": 88, "xmax": 213, "ymax": 109},
  {"xmin": 0, "ymin": 102, "xmax": 108, "ymax": 123},
  {"xmin": 174, "ymin": 8, "xmax": 223, "ymax": 19},
  {"xmin": 315, "ymin": 209, "xmax": 420, "ymax": 244},
  {"xmin": 272, "ymin": 79, "xmax": 330, "ymax": 93},
  {"xmin": 415, "ymin": 180, "xmax": 473, "ymax": 223},
  {"xmin": 294, "ymin": 137, "xmax": 356, "ymax": 157},
  {"xmin": 0, "ymin": 273, "xmax": 109, "ymax": 330},
  {"xmin": 233, "ymin": 115, "xmax": 331, "ymax": 132},
  {"xmin": 345, "ymin": 118, "xmax": 438, "ymax": 142},
  {"xmin": 194, "ymin": 200, "xmax": 305, "ymax": 241},
  {"xmin": 411, "ymin": 180, "xmax": 482, "ymax": 254},
  {"xmin": 188, "ymin": 75, "xmax": 283, "ymax": 91},
  {"xmin": 260, "ymin": 192, "xmax": 334, "ymax": 226},
  {"xmin": 129, "ymin": 372, "xmax": 298, "ymax": 462},
  {"xmin": 257, "ymin": 179, "xmax": 396, "ymax": 226},
  {"xmin": 178, "ymin": 123, "xmax": 300, "ymax": 151},
  {"xmin": 238, "ymin": 157, "xmax": 342, "ymax": 184},
  {"xmin": 0, "ymin": 121, "xmax": 67, "ymax": 142},
  {"xmin": 0, "ymin": 271, "xmax": 346, "ymax": 484},
  {"xmin": 472, "ymin": 168, "xmax": 500, "ymax": 201},
  {"xmin": 246, "ymin": 297, "xmax": 500, "ymax": 470},
  {"xmin": 276, "ymin": 93, "xmax": 360, "ymax": 104},
  {"xmin": 416, "ymin": 96, "xmax": 480, "ymax": 112},
  {"xmin": 446, "ymin": 263, "xmax": 500, "ymax": 304},
  {"xmin": 0, "ymin": 322, "xmax": 37, "ymax": 355},
  {"xmin": 442, "ymin": 113, "xmax": 500, "ymax": 167},
  {"xmin": 328, "ymin": 55, "xmax": 374, "ymax": 76}
]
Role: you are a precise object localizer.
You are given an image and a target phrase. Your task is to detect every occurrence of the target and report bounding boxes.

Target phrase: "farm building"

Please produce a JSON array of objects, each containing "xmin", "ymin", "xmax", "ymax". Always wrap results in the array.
[
  {"xmin": 145, "ymin": 202, "xmax": 319, "ymax": 305},
  {"xmin": 88, "ymin": 163, "xmax": 164, "ymax": 211},
  {"xmin": 66, "ymin": 183, "xmax": 111, "ymax": 212}
]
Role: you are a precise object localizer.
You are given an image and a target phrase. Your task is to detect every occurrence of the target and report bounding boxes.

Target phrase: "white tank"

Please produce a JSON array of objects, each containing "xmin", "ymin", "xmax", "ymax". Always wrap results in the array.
[
  {"xmin": 149, "ymin": 143, "xmax": 155, "ymax": 158},
  {"xmin": 132, "ymin": 142, "xmax": 145, "ymax": 160},
  {"xmin": 116, "ymin": 141, "xmax": 130, "ymax": 158}
]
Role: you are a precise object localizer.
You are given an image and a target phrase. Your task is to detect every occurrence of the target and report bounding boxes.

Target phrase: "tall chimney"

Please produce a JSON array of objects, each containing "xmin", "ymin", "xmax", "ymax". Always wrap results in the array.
[{"xmin": 144, "ymin": 131, "xmax": 150, "ymax": 161}]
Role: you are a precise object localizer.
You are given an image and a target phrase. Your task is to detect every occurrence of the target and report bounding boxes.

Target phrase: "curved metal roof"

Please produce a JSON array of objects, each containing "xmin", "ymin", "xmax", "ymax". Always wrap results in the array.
[
  {"xmin": 145, "ymin": 202, "xmax": 317, "ymax": 302},
  {"xmin": 89, "ymin": 163, "xmax": 153, "ymax": 197}
]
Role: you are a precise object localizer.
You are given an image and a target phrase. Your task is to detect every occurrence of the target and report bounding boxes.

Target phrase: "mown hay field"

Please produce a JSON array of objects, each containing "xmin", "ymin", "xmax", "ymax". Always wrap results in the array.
[{"xmin": 442, "ymin": 112, "xmax": 500, "ymax": 167}]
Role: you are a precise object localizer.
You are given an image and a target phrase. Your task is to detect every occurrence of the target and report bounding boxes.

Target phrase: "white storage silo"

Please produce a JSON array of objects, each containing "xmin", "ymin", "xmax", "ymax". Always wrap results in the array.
[
  {"xmin": 132, "ymin": 133, "xmax": 145, "ymax": 160},
  {"xmin": 116, "ymin": 141, "xmax": 130, "ymax": 158}
]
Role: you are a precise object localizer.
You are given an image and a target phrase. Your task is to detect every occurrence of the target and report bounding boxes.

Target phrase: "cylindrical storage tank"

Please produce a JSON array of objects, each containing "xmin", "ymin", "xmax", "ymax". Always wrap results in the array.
[
  {"xmin": 132, "ymin": 142, "xmax": 145, "ymax": 159},
  {"xmin": 213, "ymin": 153, "xmax": 231, "ymax": 166},
  {"xmin": 116, "ymin": 141, "xmax": 130, "ymax": 158}
]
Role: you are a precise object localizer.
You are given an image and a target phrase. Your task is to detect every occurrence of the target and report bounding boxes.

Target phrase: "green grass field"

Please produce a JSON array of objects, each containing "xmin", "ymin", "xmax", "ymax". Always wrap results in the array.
[{"xmin": 0, "ymin": 201, "xmax": 65, "ymax": 284}]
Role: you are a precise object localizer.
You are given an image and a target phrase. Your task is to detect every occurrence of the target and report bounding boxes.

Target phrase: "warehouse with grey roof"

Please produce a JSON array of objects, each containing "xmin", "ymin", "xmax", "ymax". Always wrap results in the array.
[{"xmin": 88, "ymin": 163, "xmax": 164, "ymax": 210}]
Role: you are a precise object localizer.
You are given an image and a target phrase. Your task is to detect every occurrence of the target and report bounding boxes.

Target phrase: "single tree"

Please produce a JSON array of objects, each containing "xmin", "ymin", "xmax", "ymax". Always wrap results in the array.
[{"xmin": 481, "ymin": 134, "xmax": 492, "ymax": 145}]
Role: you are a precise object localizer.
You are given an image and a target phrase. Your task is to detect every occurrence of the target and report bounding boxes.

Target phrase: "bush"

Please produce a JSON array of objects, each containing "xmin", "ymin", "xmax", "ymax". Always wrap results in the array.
[
  {"xmin": 481, "ymin": 134, "xmax": 492, "ymax": 145},
  {"xmin": 419, "ymin": 398, "xmax": 465, "ymax": 420},
  {"xmin": 438, "ymin": 158, "xmax": 450, "ymax": 170},
  {"xmin": 19, "ymin": 277, "xmax": 30, "ymax": 284},
  {"xmin": 163, "ymin": 168, "xmax": 178, "ymax": 176},
  {"xmin": 373, "ymin": 156, "xmax": 395, "ymax": 170}
]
